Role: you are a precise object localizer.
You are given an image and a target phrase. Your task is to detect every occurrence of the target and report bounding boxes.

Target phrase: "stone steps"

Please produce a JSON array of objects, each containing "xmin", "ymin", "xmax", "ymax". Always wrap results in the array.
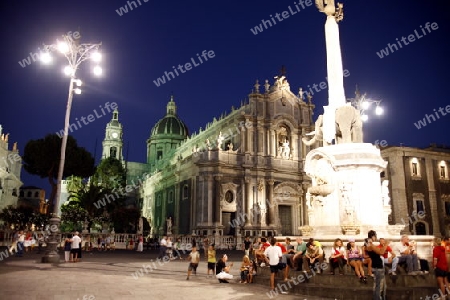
[{"xmin": 253, "ymin": 265, "xmax": 439, "ymax": 300}]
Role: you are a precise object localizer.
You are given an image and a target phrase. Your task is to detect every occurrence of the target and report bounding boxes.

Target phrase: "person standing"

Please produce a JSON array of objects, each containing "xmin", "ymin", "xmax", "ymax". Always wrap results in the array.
[
  {"xmin": 243, "ymin": 237, "xmax": 252, "ymax": 257},
  {"xmin": 137, "ymin": 234, "xmax": 144, "ymax": 252},
  {"xmin": 70, "ymin": 232, "xmax": 82, "ymax": 262},
  {"xmin": 9, "ymin": 230, "xmax": 19, "ymax": 255},
  {"xmin": 186, "ymin": 245, "xmax": 200, "ymax": 280},
  {"xmin": 64, "ymin": 234, "xmax": 72, "ymax": 262},
  {"xmin": 15, "ymin": 231, "xmax": 25, "ymax": 257},
  {"xmin": 158, "ymin": 236, "xmax": 167, "ymax": 260},
  {"xmin": 365, "ymin": 230, "xmax": 388, "ymax": 300},
  {"xmin": 433, "ymin": 237, "xmax": 449, "ymax": 298},
  {"xmin": 264, "ymin": 237, "xmax": 283, "ymax": 292},
  {"xmin": 207, "ymin": 244, "xmax": 216, "ymax": 278}
]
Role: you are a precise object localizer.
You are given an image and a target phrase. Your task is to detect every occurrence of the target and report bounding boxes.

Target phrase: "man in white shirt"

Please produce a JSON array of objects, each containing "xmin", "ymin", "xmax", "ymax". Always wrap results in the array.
[
  {"xmin": 393, "ymin": 235, "xmax": 419, "ymax": 275},
  {"xmin": 70, "ymin": 232, "xmax": 82, "ymax": 262},
  {"xmin": 158, "ymin": 236, "xmax": 167, "ymax": 260},
  {"xmin": 264, "ymin": 238, "xmax": 283, "ymax": 291}
]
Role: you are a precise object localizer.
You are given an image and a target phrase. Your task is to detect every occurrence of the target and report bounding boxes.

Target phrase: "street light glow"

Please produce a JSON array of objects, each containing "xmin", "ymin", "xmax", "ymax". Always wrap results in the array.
[
  {"xmin": 361, "ymin": 114, "xmax": 368, "ymax": 122},
  {"xmin": 57, "ymin": 41, "xmax": 69, "ymax": 54},
  {"xmin": 74, "ymin": 79, "xmax": 82, "ymax": 86},
  {"xmin": 375, "ymin": 106, "xmax": 383, "ymax": 115},
  {"xmin": 93, "ymin": 65, "xmax": 103, "ymax": 76},
  {"xmin": 91, "ymin": 52, "xmax": 102, "ymax": 62},
  {"xmin": 63, "ymin": 65, "xmax": 74, "ymax": 76},
  {"xmin": 74, "ymin": 88, "xmax": 82, "ymax": 94},
  {"xmin": 40, "ymin": 52, "xmax": 52, "ymax": 63},
  {"xmin": 361, "ymin": 101, "xmax": 370, "ymax": 110}
]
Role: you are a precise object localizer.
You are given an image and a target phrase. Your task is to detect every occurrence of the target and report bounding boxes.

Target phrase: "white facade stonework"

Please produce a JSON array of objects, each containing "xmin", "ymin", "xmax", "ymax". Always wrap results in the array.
[{"xmin": 0, "ymin": 125, "xmax": 23, "ymax": 211}]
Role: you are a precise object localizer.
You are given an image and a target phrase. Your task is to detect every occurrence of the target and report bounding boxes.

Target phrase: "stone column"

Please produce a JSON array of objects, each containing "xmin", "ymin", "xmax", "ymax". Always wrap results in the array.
[
  {"xmin": 174, "ymin": 181, "xmax": 180, "ymax": 235},
  {"xmin": 245, "ymin": 177, "xmax": 252, "ymax": 226},
  {"xmin": 214, "ymin": 175, "xmax": 222, "ymax": 225},
  {"xmin": 207, "ymin": 175, "xmax": 213, "ymax": 225},
  {"xmin": 270, "ymin": 127, "xmax": 276, "ymax": 157},
  {"xmin": 240, "ymin": 124, "xmax": 246, "ymax": 153},
  {"xmin": 267, "ymin": 180, "xmax": 275, "ymax": 226},
  {"xmin": 425, "ymin": 157, "xmax": 439, "ymax": 234},
  {"xmin": 246, "ymin": 118, "xmax": 253, "ymax": 153}
]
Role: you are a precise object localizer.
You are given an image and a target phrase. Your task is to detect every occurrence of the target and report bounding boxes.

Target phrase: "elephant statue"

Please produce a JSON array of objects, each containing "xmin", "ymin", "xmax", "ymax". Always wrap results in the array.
[{"xmin": 302, "ymin": 104, "xmax": 363, "ymax": 146}]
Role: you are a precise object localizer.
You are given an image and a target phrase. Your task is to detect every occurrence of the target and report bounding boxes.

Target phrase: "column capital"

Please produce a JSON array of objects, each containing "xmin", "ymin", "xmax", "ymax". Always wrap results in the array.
[
  {"xmin": 267, "ymin": 179, "xmax": 275, "ymax": 186},
  {"xmin": 214, "ymin": 174, "xmax": 222, "ymax": 181},
  {"xmin": 244, "ymin": 176, "xmax": 251, "ymax": 183}
]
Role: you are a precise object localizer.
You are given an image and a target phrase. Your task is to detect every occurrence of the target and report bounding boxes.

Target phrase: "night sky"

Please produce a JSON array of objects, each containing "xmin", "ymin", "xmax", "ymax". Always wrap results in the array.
[{"xmin": 1, "ymin": 0, "xmax": 449, "ymax": 196}]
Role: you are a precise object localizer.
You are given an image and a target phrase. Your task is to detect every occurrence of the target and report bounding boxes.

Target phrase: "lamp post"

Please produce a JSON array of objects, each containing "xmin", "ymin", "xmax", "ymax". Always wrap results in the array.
[
  {"xmin": 347, "ymin": 85, "xmax": 383, "ymax": 122},
  {"xmin": 40, "ymin": 34, "xmax": 102, "ymax": 263}
]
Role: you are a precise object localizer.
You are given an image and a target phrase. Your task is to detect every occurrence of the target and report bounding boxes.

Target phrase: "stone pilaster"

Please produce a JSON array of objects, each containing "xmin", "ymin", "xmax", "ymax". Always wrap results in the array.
[
  {"xmin": 425, "ymin": 157, "xmax": 439, "ymax": 234},
  {"xmin": 267, "ymin": 179, "xmax": 275, "ymax": 226}
]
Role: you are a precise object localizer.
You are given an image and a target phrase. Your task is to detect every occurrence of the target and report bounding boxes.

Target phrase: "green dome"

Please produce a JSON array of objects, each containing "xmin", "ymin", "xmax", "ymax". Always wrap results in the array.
[
  {"xmin": 151, "ymin": 115, "xmax": 188, "ymax": 137},
  {"xmin": 150, "ymin": 96, "xmax": 188, "ymax": 139}
]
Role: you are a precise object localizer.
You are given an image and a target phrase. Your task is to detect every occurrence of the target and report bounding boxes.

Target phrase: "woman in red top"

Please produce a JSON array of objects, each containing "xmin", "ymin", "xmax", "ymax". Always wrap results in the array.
[{"xmin": 433, "ymin": 237, "xmax": 449, "ymax": 296}]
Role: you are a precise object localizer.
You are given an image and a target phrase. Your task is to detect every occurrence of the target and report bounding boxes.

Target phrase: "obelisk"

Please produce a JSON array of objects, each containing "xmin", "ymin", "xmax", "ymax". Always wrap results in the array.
[{"xmin": 316, "ymin": 0, "xmax": 346, "ymax": 144}]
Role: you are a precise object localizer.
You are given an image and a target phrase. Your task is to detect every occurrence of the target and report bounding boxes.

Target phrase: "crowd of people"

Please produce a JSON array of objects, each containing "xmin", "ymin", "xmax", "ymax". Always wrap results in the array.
[{"xmin": 246, "ymin": 232, "xmax": 450, "ymax": 299}]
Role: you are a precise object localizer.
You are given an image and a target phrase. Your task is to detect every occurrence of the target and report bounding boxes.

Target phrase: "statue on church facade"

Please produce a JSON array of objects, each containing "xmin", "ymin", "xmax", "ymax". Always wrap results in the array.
[
  {"xmin": 217, "ymin": 131, "xmax": 224, "ymax": 150},
  {"xmin": 282, "ymin": 139, "xmax": 290, "ymax": 159}
]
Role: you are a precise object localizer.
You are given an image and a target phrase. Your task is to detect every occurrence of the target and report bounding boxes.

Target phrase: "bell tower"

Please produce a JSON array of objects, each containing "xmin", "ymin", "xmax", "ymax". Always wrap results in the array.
[{"xmin": 102, "ymin": 108, "xmax": 124, "ymax": 162}]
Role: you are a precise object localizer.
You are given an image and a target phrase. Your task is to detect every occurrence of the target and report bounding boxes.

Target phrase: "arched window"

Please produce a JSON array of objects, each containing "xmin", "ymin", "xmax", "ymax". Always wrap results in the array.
[
  {"xmin": 110, "ymin": 147, "xmax": 117, "ymax": 159},
  {"xmin": 27, "ymin": 191, "xmax": 32, "ymax": 197},
  {"xmin": 415, "ymin": 222, "xmax": 426, "ymax": 235},
  {"xmin": 34, "ymin": 191, "xmax": 39, "ymax": 197}
]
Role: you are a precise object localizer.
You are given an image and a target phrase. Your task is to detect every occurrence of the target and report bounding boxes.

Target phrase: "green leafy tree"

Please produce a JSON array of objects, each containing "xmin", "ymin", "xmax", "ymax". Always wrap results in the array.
[
  {"xmin": 22, "ymin": 134, "xmax": 95, "ymax": 212},
  {"xmin": 62, "ymin": 157, "xmax": 127, "ymax": 231}
]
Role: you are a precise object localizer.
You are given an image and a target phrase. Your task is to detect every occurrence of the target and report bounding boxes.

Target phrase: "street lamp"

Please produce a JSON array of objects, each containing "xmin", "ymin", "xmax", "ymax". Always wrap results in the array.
[
  {"xmin": 40, "ymin": 34, "xmax": 102, "ymax": 263},
  {"xmin": 347, "ymin": 85, "xmax": 383, "ymax": 122}
]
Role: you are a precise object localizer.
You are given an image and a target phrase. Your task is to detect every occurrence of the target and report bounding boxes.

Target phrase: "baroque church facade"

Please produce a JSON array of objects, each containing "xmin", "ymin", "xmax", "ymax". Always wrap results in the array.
[{"xmin": 102, "ymin": 75, "xmax": 317, "ymax": 237}]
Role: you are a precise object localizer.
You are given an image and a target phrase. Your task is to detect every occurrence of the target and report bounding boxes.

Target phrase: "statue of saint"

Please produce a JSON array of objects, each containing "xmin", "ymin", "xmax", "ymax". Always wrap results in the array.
[
  {"xmin": 217, "ymin": 131, "xmax": 224, "ymax": 150},
  {"xmin": 166, "ymin": 217, "xmax": 172, "ymax": 234},
  {"xmin": 282, "ymin": 139, "xmax": 290, "ymax": 158}
]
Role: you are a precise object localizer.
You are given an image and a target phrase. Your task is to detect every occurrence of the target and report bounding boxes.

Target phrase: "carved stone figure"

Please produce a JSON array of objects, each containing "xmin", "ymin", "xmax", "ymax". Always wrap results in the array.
[
  {"xmin": 282, "ymin": 139, "xmax": 290, "ymax": 159},
  {"xmin": 302, "ymin": 105, "xmax": 363, "ymax": 146},
  {"xmin": 205, "ymin": 138, "xmax": 212, "ymax": 150},
  {"xmin": 166, "ymin": 217, "xmax": 172, "ymax": 235},
  {"xmin": 217, "ymin": 131, "xmax": 224, "ymax": 150},
  {"xmin": 381, "ymin": 180, "xmax": 390, "ymax": 206}
]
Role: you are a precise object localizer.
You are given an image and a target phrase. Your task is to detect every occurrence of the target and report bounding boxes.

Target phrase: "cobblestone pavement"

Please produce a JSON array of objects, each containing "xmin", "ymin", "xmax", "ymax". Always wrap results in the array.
[{"xmin": 0, "ymin": 247, "xmax": 336, "ymax": 300}]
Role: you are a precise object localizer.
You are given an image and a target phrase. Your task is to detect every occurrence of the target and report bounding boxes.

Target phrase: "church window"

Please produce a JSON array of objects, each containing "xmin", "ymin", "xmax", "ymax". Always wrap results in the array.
[
  {"xmin": 110, "ymin": 147, "xmax": 117, "ymax": 159},
  {"xmin": 156, "ymin": 195, "xmax": 161, "ymax": 207},
  {"xmin": 12, "ymin": 189, "xmax": 17, "ymax": 196},
  {"xmin": 412, "ymin": 162, "xmax": 418, "ymax": 175},
  {"xmin": 168, "ymin": 191, "xmax": 174, "ymax": 203},
  {"xmin": 416, "ymin": 200, "xmax": 425, "ymax": 214},
  {"xmin": 415, "ymin": 222, "xmax": 426, "ymax": 235},
  {"xmin": 183, "ymin": 185, "xmax": 189, "ymax": 199},
  {"xmin": 157, "ymin": 150, "xmax": 163, "ymax": 160},
  {"xmin": 439, "ymin": 161, "xmax": 447, "ymax": 179},
  {"xmin": 445, "ymin": 202, "xmax": 450, "ymax": 216}
]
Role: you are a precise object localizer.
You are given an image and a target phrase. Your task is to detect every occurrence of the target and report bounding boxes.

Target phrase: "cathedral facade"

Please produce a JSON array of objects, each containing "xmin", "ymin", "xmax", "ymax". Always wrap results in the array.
[{"xmin": 102, "ymin": 75, "xmax": 316, "ymax": 237}]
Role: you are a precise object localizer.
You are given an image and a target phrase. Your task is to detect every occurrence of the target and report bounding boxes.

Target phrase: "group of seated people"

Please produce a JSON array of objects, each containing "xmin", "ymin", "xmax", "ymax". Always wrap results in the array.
[{"xmin": 250, "ymin": 234, "xmax": 434, "ymax": 282}]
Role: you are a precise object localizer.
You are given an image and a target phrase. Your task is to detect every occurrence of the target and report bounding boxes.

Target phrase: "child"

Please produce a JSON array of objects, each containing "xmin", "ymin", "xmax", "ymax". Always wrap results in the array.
[
  {"xmin": 187, "ymin": 245, "xmax": 200, "ymax": 280},
  {"xmin": 207, "ymin": 244, "xmax": 216, "ymax": 278}
]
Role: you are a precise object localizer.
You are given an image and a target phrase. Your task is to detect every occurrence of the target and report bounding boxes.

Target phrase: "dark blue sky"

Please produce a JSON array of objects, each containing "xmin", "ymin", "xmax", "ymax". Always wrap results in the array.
[{"xmin": 1, "ymin": 0, "xmax": 449, "ymax": 196}]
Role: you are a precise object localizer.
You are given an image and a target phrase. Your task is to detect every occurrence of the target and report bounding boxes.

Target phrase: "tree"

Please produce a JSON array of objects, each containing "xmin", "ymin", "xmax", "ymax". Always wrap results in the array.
[
  {"xmin": 61, "ymin": 157, "xmax": 127, "ymax": 231},
  {"xmin": 22, "ymin": 134, "xmax": 95, "ymax": 211}
]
